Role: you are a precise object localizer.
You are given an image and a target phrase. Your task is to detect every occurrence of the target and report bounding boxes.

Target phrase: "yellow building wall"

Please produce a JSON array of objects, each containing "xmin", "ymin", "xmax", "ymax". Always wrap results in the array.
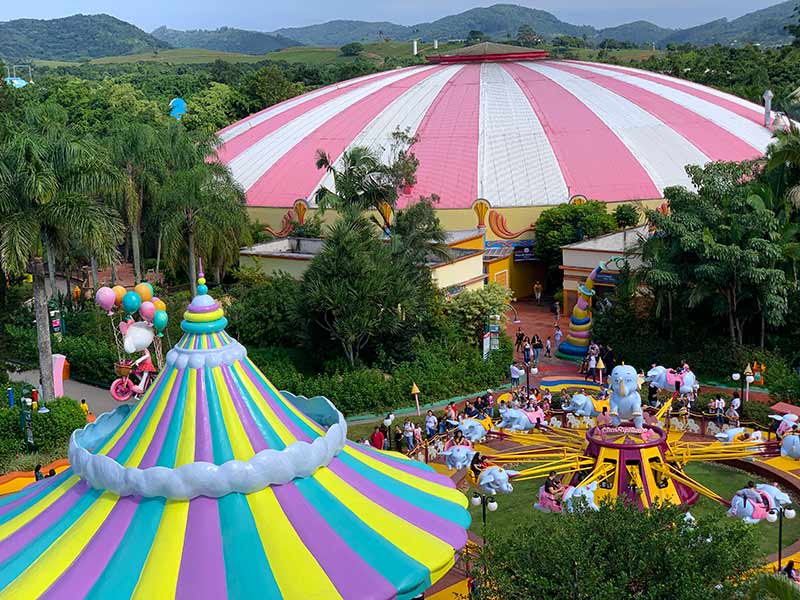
[
  {"xmin": 449, "ymin": 235, "xmax": 484, "ymax": 251},
  {"xmin": 246, "ymin": 199, "xmax": 661, "ymax": 243},
  {"xmin": 485, "ymin": 257, "xmax": 511, "ymax": 288},
  {"xmin": 430, "ymin": 254, "xmax": 484, "ymax": 290},
  {"xmin": 239, "ymin": 255, "xmax": 311, "ymax": 280}
]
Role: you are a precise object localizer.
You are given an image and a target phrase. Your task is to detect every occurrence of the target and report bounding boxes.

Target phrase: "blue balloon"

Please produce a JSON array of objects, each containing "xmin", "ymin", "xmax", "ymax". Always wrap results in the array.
[{"xmin": 121, "ymin": 291, "xmax": 142, "ymax": 314}]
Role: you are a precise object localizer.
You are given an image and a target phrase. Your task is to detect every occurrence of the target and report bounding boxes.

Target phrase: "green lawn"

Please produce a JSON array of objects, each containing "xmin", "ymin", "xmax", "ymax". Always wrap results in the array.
[
  {"xmin": 88, "ymin": 48, "xmax": 275, "ymax": 65},
  {"xmin": 470, "ymin": 462, "xmax": 800, "ymax": 561}
]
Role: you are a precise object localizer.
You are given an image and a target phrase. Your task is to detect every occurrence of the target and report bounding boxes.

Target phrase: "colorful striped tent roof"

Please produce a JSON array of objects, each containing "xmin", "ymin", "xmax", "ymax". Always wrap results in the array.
[
  {"xmin": 0, "ymin": 284, "xmax": 469, "ymax": 598},
  {"xmin": 217, "ymin": 60, "xmax": 772, "ymax": 210}
]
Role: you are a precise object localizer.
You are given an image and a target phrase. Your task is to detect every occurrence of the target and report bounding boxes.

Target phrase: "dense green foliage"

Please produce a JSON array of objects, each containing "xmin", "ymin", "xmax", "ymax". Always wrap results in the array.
[
  {"xmin": 150, "ymin": 26, "xmax": 298, "ymax": 55},
  {"xmin": 534, "ymin": 200, "xmax": 617, "ymax": 287},
  {"xmin": 0, "ymin": 14, "xmax": 170, "ymax": 62},
  {"xmin": 0, "ymin": 398, "xmax": 86, "ymax": 462},
  {"xmin": 475, "ymin": 500, "xmax": 758, "ymax": 600}
]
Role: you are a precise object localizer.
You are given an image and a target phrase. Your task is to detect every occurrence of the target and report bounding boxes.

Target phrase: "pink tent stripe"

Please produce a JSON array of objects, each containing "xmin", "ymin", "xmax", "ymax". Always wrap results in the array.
[
  {"xmin": 273, "ymin": 483, "xmax": 396, "ymax": 599},
  {"xmin": 245, "ymin": 66, "xmax": 445, "ymax": 207},
  {"xmin": 504, "ymin": 62, "xmax": 660, "ymax": 202},
  {"xmin": 176, "ymin": 497, "xmax": 227, "ymax": 600},
  {"xmin": 39, "ymin": 496, "xmax": 141, "ymax": 600},
  {"xmin": 546, "ymin": 62, "xmax": 763, "ymax": 160},
  {"xmin": 398, "ymin": 64, "xmax": 480, "ymax": 209},
  {"xmin": 571, "ymin": 61, "xmax": 763, "ymax": 126},
  {"xmin": 217, "ymin": 68, "xmax": 417, "ymax": 164}
]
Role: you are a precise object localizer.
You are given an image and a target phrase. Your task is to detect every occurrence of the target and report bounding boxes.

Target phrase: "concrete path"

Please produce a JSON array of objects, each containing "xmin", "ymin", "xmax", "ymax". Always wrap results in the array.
[{"xmin": 8, "ymin": 370, "xmax": 119, "ymax": 415}]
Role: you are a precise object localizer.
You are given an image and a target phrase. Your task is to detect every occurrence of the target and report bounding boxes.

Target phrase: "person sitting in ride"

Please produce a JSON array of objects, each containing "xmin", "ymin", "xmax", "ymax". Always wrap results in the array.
[
  {"xmin": 470, "ymin": 452, "xmax": 490, "ymax": 479},
  {"xmin": 444, "ymin": 430, "xmax": 473, "ymax": 450},
  {"xmin": 544, "ymin": 471, "xmax": 565, "ymax": 503},
  {"xmin": 735, "ymin": 481, "xmax": 765, "ymax": 506},
  {"xmin": 596, "ymin": 406, "xmax": 612, "ymax": 427},
  {"xmin": 678, "ymin": 360, "xmax": 690, "ymax": 375}
]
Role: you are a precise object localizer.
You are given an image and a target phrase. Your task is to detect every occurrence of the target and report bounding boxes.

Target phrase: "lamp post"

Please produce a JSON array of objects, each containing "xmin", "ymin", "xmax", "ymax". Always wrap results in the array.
[
  {"xmin": 732, "ymin": 366, "xmax": 755, "ymax": 403},
  {"xmin": 411, "ymin": 382, "xmax": 421, "ymax": 416},
  {"xmin": 767, "ymin": 504, "xmax": 797, "ymax": 571},
  {"xmin": 525, "ymin": 364, "xmax": 539, "ymax": 394}
]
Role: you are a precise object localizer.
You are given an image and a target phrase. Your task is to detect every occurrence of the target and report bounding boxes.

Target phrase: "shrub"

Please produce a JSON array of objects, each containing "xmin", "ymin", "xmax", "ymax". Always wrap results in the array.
[
  {"xmin": 0, "ymin": 397, "xmax": 85, "ymax": 464},
  {"xmin": 2, "ymin": 324, "xmax": 38, "ymax": 367},
  {"xmin": 55, "ymin": 336, "xmax": 117, "ymax": 387}
]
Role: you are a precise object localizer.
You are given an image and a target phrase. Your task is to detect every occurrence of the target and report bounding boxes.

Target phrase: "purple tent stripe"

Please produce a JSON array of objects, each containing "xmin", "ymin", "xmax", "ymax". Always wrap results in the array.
[
  {"xmin": 0, "ymin": 481, "xmax": 90, "ymax": 564},
  {"xmin": 106, "ymin": 370, "xmax": 171, "ymax": 460},
  {"xmin": 329, "ymin": 460, "xmax": 467, "ymax": 550},
  {"xmin": 220, "ymin": 366, "xmax": 270, "ymax": 453},
  {"xmin": 176, "ymin": 497, "xmax": 227, "ymax": 600},
  {"xmin": 39, "ymin": 496, "xmax": 141, "ymax": 600},
  {"xmin": 240, "ymin": 360, "xmax": 310, "ymax": 442},
  {"xmin": 0, "ymin": 471, "xmax": 70, "ymax": 519},
  {"xmin": 346, "ymin": 442, "xmax": 452, "ymax": 486},
  {"xmin": 138, "ymin": 369, "xmax": 185, "ymax": 469},
  {"xmin": 273, "ymin": 483, "xmax": 396, "ymax": 599},
  {"xmin": 193, "ymin": 368, "xmax": 214, "ymax": 463}
]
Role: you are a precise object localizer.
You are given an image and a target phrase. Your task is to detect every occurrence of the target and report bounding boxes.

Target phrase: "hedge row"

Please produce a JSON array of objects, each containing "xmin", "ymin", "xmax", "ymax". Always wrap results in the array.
[
  {"xmin": 0, "ymin": 398, "xmax": 86, "ymax": 465},
  {"xmin": 248, "ymin": 340, "xmax": 513, "ymax": 416}
]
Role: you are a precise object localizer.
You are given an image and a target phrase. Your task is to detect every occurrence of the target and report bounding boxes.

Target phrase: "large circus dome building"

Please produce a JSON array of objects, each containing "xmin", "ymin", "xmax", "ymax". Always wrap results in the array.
[{"xmin": 223, "ymin": 43, "xmax": 774, "ymax": 296}]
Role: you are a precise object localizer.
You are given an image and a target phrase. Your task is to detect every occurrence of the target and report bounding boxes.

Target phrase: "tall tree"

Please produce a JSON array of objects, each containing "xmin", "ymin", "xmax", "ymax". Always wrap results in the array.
[
  {"xmin": 0, "ymin": 105, "xmax": 122, "ymax": 401},
  {"xmin": 107, "ymin": 121, "xmax": 164, "ymax": 283},
  {"xmin": 159, "ymin": 126, "xmax": 247, "ymax": 295}
]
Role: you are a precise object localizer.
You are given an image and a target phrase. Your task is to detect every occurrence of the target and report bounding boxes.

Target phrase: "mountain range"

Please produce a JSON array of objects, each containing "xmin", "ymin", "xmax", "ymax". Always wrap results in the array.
[{"xmin": 1, "ymin": 1, "xmax": 798, "ymax": 63}]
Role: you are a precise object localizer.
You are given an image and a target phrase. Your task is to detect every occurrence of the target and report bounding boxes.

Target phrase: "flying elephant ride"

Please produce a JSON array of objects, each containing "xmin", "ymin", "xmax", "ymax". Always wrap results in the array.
[
  {"xmin": 727, "ymin": 484, "xmax": 791, "ymax": 524},
  {"xmin": 94, "ymin": 281, "xmax": 170, "ymax": 403},
  {"xmin": 455, "ymin": 361, "xmax": 778, "ymax": 521},
  {"xmin": 646, "ymin": 365, "xmax": 698, "ymax": 395},
  {"xmin": 497, "ymin": 405, "xmax": 546, "ymax": 431}
]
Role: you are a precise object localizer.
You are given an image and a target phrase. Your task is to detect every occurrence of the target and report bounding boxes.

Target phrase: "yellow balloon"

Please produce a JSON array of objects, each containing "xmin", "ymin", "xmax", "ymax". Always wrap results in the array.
[
  {"xmin": 153, "ymin": 299, "xmax": 167, "ymax": 313},
  {"xmin": 112, "ymin": 286, "xmax": 126, "ymax": 307},
  {"xmin": 134, "ymin": 282, "xmax": 153, "ymax": 302}
]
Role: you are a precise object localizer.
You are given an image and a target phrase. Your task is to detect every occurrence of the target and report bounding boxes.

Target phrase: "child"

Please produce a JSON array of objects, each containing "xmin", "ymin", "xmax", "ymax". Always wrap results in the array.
[
  {"xmin": 544, "ymin": 336, "xmax": 552, "ymax": 358},
  {"xmin": 413, "ymin": 423, "xmax": 423, "ymax": 447}
]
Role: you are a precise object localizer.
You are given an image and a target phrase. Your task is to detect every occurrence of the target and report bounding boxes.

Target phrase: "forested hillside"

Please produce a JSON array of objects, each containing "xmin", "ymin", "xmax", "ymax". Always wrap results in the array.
[
  {"xmin": 0, "ymin": 14, "xmax": 170, "ymax": 62},
  {"xmin": 151, "ymin": 26, "xmax": 299, "ymax": 55}
]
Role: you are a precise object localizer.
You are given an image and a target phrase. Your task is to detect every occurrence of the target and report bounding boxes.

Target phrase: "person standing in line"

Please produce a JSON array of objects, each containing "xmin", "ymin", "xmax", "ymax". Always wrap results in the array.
[
  {"xmin": 533, "ymin": 281, "xmax": 543, "ymax": 305},
  {"xmin": 425, "ymin": 410, "xmax": 438, "ymax": 439},
  {"xmin": 532, "ymin": 334, "xmax": 543, "ymax": 364},
  {"xmin": 515, "ymin": 328, "xmax": 525, "ymax": 352},
  {"xmin": 587, "ymin": 353, "xmax": 597, "ymax": 383},
  {"xmin": 370, "ymin": 426, "xmax": 385, "ymax": 450},
  {"xmin": 554, "ymin": 325, "xmax": 563, "ymax": 348},
  {"xmin": 523, "ymin": 339, "xmax": 532, "ymax": 365},
  {"xmin": 403, "ymin": 419, "xmax": 415, "ymax": 450},
  {"xmin": 544, "ymin": 336, "xmax": 552, "ymax": 358}
]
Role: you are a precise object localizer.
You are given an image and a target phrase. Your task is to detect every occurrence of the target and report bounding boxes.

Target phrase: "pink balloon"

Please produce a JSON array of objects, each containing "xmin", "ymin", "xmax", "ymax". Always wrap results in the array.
[
  {"xmin": 139, "ymin": 301, "xmax": 156, "ymax": 322},
  {"xmin": 95, "ymin": 287, "xmax": 116, "ymax": 312}
]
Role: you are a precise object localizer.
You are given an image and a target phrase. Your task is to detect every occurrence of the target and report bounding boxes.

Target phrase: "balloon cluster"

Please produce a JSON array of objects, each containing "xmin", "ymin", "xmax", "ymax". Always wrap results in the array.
[{"xmin": 95, "ymin": 282, "xmax": 169, "ymax": 336}]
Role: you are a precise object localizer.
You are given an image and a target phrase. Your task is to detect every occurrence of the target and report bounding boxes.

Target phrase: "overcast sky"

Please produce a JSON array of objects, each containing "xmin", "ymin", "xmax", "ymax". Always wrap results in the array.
[{"xmin": 1, "ymin": 0, "xmax": 786, "ymax": 32}]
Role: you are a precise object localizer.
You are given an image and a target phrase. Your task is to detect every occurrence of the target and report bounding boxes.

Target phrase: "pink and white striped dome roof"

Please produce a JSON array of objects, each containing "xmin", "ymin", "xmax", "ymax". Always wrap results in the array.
[{"xmin": 217, "ymin": 60, "xmax": 772, "ymax": 210}]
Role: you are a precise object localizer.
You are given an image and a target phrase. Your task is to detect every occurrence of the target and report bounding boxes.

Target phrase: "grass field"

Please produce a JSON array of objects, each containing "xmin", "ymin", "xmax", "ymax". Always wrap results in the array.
[
  {"xmin": 38, "ymin": 41, "xmax": 657, "ymax": 68},
  {"xmin": 469, "ymin": 461, "xmax": 800, "ymax": 561}
]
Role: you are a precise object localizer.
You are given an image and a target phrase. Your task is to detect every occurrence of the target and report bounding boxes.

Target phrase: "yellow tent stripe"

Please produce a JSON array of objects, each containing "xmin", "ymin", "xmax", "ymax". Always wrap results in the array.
[
  {"xmin": 343, "ymin": 447, "xmax": 467, "ymax": 507},
  {"xmin": 231, "ymin": 363, "xmax": 297, "ymax": 446},
  {"xmin": 253, "ymin": 367, "xmax": 326, "ymax": 437},
  {"xmin": 314, "ymin": 469, "xmax": 455, "ymax": 577},
  {"xmin": 132, "ymin": 499, "xmax": 190, "ymax": 600},
  {"xmin": 213, "ymin": 368, "xmax": 254, "ymax": 461},
  {"xmin": 0, "ymin": 476, "xmax": 80, "ymax": 541},
  {"xmin": 97, "ymin": 385, "xmax": 153, "ymax": 455},
  {"xmin": 124, "ymin": 370, "xmax": 178, "ymax": 467},
  {"xmin": 247, "ymin": 487, "xmax": 341, "ymax": 599},
  {"xmin": 1, "ymin": 492, "xmax": 119, "ymax": 598},
  {"xmin": 174, "ymin": 370, "xmax": 197, "ymax": 467}
]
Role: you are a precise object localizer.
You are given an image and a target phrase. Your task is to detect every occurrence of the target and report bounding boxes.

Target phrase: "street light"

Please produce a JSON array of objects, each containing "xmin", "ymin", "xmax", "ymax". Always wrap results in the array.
[
  {"xmin": 525, "ymin": 364, "xmax": 539, "ymax": 394},
  {"xmin": 732, "ymin": 364, "xmax": 755, "ymax": 403},
  {"xmin": 767, "ymin": 504, "xmax": 797, "ymax": 571}
]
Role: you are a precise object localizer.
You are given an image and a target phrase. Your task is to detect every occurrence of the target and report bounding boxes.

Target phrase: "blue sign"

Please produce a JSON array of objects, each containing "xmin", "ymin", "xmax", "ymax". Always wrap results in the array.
[{"xmin": 595, "ymin": 273, "xmax": 619, "ymax": 285}]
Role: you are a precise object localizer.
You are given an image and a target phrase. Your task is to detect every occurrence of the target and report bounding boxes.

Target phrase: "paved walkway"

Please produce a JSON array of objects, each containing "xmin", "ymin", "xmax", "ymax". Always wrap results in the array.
[{"xmin": 8, "ymin": 370, "xmax": 118, "ymax": 415}]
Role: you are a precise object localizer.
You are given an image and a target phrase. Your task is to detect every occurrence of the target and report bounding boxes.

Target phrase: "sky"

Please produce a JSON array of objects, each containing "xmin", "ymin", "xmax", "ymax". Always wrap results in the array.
[{"xmin": 1, "ymin": 0, "xmax": 786, "ymax": 32}]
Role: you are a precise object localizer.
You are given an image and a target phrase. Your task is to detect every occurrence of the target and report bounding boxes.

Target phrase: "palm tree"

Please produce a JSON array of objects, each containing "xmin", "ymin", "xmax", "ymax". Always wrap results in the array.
[
  {"xmin": 107, "ymin": 122, "xmax": 165, "ymax": 283},
  {"xmin": 160, "ymin": 161, "xmax": 247, "ymax": 296},
  {"xmin": 747, "ymin": 573, "xmax": 800, "ymax": 599},
  {"xmin": 0, "ymin": 105, "xmax": 123, "ymax": 401}
]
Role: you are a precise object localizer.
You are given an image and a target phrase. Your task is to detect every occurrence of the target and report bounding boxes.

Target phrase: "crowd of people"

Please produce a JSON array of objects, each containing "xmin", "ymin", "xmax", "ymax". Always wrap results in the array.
[{"xmin": 578, "ymin": 340, "xmax": 615, "ymax": 383}]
